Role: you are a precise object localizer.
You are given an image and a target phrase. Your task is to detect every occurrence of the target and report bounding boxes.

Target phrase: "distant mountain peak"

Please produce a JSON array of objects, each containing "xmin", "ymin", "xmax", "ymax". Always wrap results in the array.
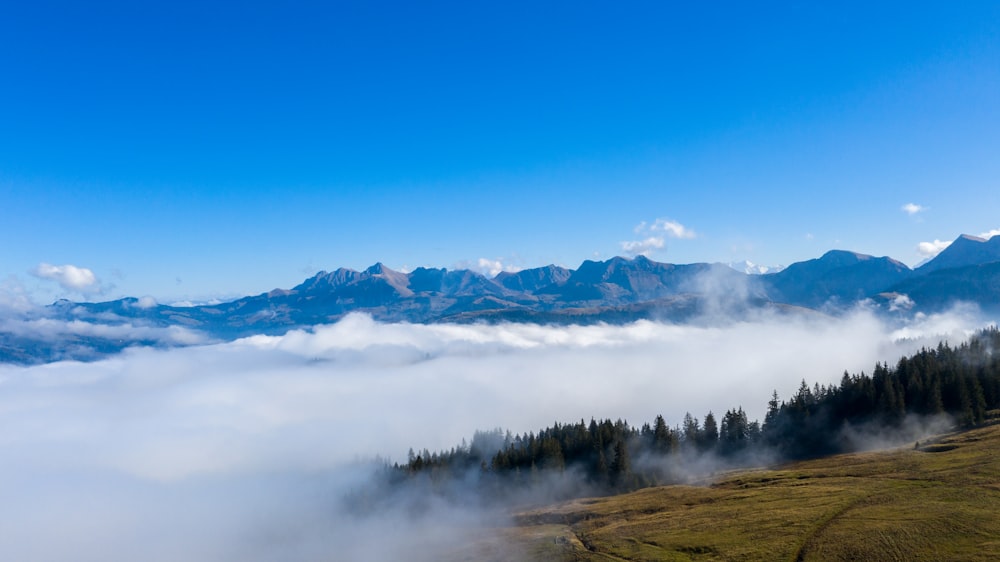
[
  {"xmin": 292, "ymin": 267, "xmax": 359, "ymax": 292},
  {"xmin": 494, "ymin": 264, "xmax": 571, "ymax": 293},
  {"xmin": 13, "ymin": 235, "xmax": 1000, "ymax": 366},
  {"xmin": 814, "ymin": 250, "xmax": 908, "ymax": 270},
  {"xmin": 727, "ymin": 260, "xmax": 784, "ymax": 275},
  {"xmin": 819, "ymin": 249, "xmax": 869, "ymax": 262},
  {"xmin": 364, "ymin": 262, "xmax": 390, "ymax": 275},
  {"xmin": 764, "ymin": 250, "xmax": 912, "ymax": 308},
  {"xmin": 958, "ymin": 233, "xmax": 987, "ymax": 243},
  {"xmin": 917, "ymin": 233, "xmax": 1000, "ymax": 274}
]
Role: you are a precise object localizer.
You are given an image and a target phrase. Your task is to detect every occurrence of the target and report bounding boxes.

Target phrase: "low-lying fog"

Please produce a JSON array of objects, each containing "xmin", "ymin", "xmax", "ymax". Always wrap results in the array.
[{"xmin": 0, "ymin": 308, "xmax": 991, "ymax": 560}]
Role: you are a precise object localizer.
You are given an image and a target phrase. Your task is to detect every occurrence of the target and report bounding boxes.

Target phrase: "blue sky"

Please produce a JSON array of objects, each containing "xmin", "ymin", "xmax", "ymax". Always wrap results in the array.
[{"xmin": 2, "ymin": 1, "xmax": 999, "ymax": 304}]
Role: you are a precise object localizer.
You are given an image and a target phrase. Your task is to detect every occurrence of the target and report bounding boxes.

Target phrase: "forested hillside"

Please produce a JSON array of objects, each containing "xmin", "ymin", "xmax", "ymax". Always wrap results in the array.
[{"xmin": 372, "ymin": 327, "xmax": 1000, "ymax": 503}]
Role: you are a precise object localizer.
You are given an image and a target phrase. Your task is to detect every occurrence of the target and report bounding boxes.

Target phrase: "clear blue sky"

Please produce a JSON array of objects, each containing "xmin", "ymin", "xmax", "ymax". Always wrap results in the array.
[{"xmin": 2, "ymin": 1, "xmax": 999, "ymax": 304}]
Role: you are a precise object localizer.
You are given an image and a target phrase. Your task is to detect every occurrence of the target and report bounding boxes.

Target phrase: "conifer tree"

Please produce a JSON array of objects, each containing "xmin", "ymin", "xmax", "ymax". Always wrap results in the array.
[
  {"xmin": 701, "ymin": 411, "xmax": 719, "ymax": 451},
  {"xmin": 653, "ymin": 414, "xmax": 672, "ymax": 453},
  {"xmin": 610, "ymin": 440, "xmax": 631, "ymax": 488},
  {"xmin": 682, "ymin": 412, "xmax": 700, "ymax": 448}
]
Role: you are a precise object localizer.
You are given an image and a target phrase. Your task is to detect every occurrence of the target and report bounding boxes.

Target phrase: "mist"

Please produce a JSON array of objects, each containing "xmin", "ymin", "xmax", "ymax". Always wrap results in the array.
[{"xmin": 0, "ymin": 308, "xmax": 992, "ymax": 560}]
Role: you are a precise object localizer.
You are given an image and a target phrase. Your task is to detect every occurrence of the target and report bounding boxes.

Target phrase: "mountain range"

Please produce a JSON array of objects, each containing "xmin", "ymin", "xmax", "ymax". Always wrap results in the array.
[{"xmin": 3, "ymin": 234, "xmax": 1000, "ymax": 364}]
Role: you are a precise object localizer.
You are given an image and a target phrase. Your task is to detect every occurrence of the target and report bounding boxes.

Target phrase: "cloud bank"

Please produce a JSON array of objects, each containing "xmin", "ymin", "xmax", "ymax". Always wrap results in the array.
[
  {"xmin": 0, "ymin": 316, "xmax": 205, "ymax": 346},
  {"xmin": 0, "ymin": 310, "xmax": 992, "ymax": 560}
]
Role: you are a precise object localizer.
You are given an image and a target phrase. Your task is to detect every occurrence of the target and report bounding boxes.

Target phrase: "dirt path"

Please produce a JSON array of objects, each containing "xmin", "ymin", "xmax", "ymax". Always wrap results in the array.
[{"xmin": 793, "ymin": 494, "xmax": 869, "ymax": 562}]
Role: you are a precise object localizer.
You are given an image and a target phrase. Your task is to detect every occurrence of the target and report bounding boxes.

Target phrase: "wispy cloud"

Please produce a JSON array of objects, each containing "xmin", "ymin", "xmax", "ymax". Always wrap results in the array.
[
  {"xmin": 0, "ymin": 315, "xmax": 208, "ymax": 347},
  {"xmin": 622, "ymin": 218, "xmax": 696, "ymax": 257},
  {"xmin": 476, "ymin": 257, "xmax": 520, "ymax": 277},
  {"xmin": 30, "ymin": 263, "xmax": 102, "ymax": 293},
  {"xmin": 0, "ymin": 275, "xmax": 34, "ymax": 312},
  {"xmin": 453, "ymin": 257, "xmax": 521, "ymax": 277},
  {"xmin": 649, "ymin": 218, "xmax": 697, "ymax": 239},
  {"xmin": 620, "ymin": 237, "xmax": 665, "ymax": 257},
  {"xmin": 901, "ymin": 202, "xmax": 925, "ymax": 216},
  {"xmin": 888, "ymin": 294, "xmax": 915, "ymax": 313}
]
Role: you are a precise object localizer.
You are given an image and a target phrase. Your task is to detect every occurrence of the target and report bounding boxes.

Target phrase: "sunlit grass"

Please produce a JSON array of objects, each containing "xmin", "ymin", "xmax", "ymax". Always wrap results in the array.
[{"xmin": 502, "ymin": 418, "xmax": 1000, "ymax": 561}]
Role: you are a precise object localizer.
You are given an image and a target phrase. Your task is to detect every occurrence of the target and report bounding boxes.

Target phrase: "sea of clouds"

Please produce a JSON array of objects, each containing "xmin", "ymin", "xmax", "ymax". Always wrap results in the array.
[{"xmin": 0, "ymin": 308, "xmax": 992, "ymax": 560}]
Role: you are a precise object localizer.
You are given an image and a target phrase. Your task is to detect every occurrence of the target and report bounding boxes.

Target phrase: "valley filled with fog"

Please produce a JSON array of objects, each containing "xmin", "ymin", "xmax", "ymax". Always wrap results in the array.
[{"xmin": 0, "ymin": 307, "xmax": 992, "ymax": 561}]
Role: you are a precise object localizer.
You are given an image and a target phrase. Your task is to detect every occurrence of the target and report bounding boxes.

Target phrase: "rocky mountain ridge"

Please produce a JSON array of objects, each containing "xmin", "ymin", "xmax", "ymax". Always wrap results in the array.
[{"xmin": 4, "ymin": 234, "xmax": 1000, "ymax": 364}]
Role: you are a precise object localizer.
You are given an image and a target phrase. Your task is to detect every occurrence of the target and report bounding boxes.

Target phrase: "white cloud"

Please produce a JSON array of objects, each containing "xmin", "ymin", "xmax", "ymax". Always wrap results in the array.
[
  {"xmin": 901, "ymin": 203, "xmax": 925, "ymax": 215},
  {"xmin": 476, "ymin": 258, "xmax": 519, "ymax": 277},
  {"xmin": 620, "ymin": 236, "xmax": 665, "ymax": 257},
  {"xmin": 169, "ymin": 298, "xmax": 226, "ymax": 308},
  {"xmin": 888, "ymin": 304, "xmax": 985, "ymax": 341},
  {"xmin": 0, "ymin": 310, "xmax": 992, "ymax": 560},
  {"xmin": 30, "ymin": 263, "xmax": 100, "ymax": 293},
  {"xmin": 0, "ymin": 276, "xmax": 34, "ymax": 312},
  {"xmin": 0, "ymin": 316, "xmax": 208, "ymax": 347},
  {"xmin": 649, "ymin": 218, "xmax": 697, "ymax": 239},
  {"xmin": 917, "ymin": 239, "xmax": 951, "ymax": 258},
  {"xmin": 980, "ymin": 228, "xmax": 1000, "ymax": 240},
  {"xmin": 888, "ymin": 294, "xmax": 914, "ymax": 313},
  {"xmin": 453, "ymin": 258, "xmax": 521, "ymax": 277},
  {"xmin": 622, "ymin": 217, "xmax": 695, "ymax": 257}
]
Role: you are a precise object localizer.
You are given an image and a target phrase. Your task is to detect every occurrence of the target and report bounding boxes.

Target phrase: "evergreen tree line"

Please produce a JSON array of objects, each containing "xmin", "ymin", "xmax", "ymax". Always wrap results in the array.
[{"xmin": 386, "ymin": 327, "xmax": 1000, "ymax": 498}]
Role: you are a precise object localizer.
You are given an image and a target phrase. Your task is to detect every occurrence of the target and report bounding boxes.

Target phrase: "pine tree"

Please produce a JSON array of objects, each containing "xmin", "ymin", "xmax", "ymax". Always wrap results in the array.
[
  {"xmin": 610, "ymin": 440, "xmax": 631, "ymax": 488},
  {"xmin": 764, "ymin": 390, "xmax": 781, "ymax": 429},
  {"xmin": 682, "ymin": 412, "xmax": 700, "ymax": 449},
  {"xmin": 594, "ymin": 448, "xmax": 609, "ymax": 486},
  {"xmin": 701, "ymin": 411, "xmax": 719, "ymax": 452},
  {"xmin": 540, "ymin": 437, "xmax": 565, "ymax": 472},
  {"xmin": 970, "ymin": 376, "xmax": 987, "ymax": 425},
  {"xmin": 653, "ymin": 414, "xmax": 672, "ymax": 453}
]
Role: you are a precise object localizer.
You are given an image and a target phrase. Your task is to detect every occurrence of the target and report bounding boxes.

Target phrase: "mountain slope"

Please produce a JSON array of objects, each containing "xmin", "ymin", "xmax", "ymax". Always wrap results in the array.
[
  {"xmin": 917, "ymin": 234, "xmax": 1000, "ymax": 275},
  {"xmin": 540, "ymin": 256, "xmax": 763, "ymax": 305},
  {"xmin": 763, "ymin": 250, "xmax": 912, "ymax": 308},
  {"xmin": 494, "ymin": 265, "xmax": 571, "ymax": 293},
  {"xmin": 887, "ymin": 262, "xmax": 1000, "ymax": 313},
  {"xmin": 509, "ymin": 423, "xmax": 1000, "ymax": 562}
]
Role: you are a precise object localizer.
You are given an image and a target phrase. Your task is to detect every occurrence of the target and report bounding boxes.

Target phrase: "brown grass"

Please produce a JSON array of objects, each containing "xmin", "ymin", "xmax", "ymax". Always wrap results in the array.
[{"xmin": 500, "ymin": 423, "xmax": 1000, "ymax": 561}]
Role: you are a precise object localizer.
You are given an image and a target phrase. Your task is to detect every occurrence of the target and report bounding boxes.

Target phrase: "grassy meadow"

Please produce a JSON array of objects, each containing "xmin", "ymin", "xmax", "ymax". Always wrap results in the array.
[{"xmin": 452, "ymin": 417, "xmax": 1000, "ymax": 561}]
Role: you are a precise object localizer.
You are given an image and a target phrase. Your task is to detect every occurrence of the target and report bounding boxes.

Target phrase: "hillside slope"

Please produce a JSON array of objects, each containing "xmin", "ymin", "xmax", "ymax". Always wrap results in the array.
[{"xmin": 501, "ymin": 421, "xmax": 1000, "ymax": 561}]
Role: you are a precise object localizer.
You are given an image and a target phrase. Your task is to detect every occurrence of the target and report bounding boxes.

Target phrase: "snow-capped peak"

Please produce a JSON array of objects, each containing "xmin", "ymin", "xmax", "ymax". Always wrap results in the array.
[{"xmin": 727, "ymin": 260, "xmax": 785, "ymax": 275}]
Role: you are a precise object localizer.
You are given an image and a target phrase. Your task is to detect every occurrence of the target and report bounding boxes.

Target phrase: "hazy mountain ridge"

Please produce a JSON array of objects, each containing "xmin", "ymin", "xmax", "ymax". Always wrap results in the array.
[
  {"xmin": 762, "ymin": 250, "xmax": 913, "ymax": 309},
  {"xmin": 5, "ymin": 234, "xmax": 1000, "ymax": 364}
]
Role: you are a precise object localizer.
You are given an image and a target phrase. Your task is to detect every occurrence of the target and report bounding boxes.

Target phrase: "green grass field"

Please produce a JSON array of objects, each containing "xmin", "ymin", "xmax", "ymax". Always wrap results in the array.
[{"xmin": 480, "ymin": 420, "xmax": 1000, "ymax": 561}]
